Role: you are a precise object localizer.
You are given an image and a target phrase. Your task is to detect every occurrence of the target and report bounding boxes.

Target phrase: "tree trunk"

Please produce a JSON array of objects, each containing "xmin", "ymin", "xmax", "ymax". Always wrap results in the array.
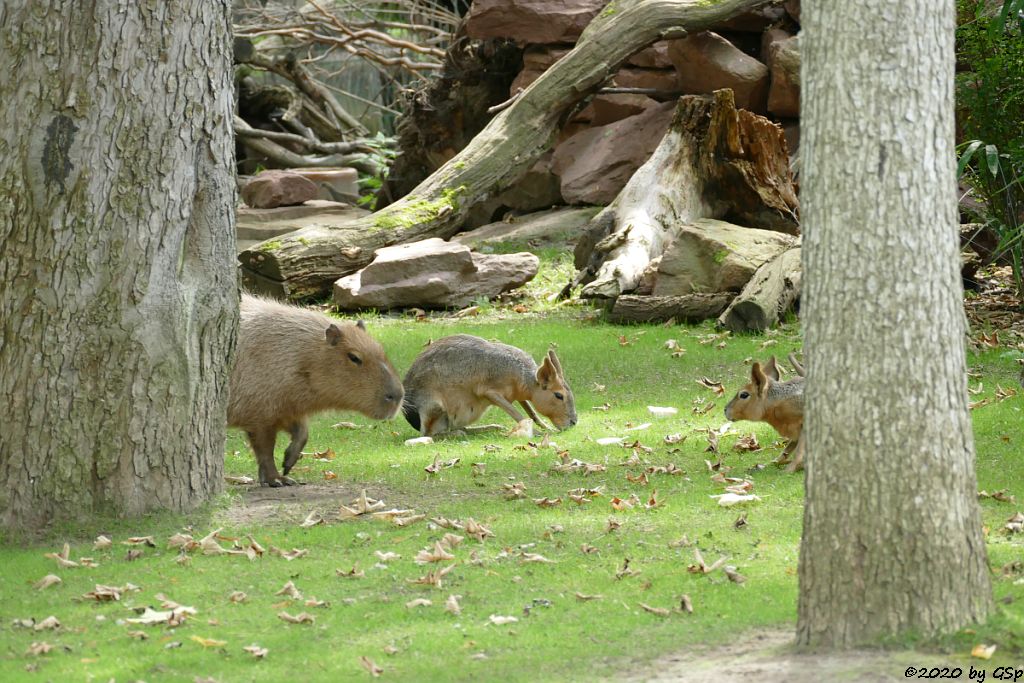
[
  {"xmin": 608, "ymin": 294, "xmax": 734, "ymax": 323},
  {"xmin": 717, "ymin": 246, "xmax": 801, "ymax": 332},
  {"xmin": 574, "ymin": 89, "xmax": 798, "ymax": 300},
  {"xmin": 0, "ymin": 1, "xmax": 238, "ymax": 530},
  {"xmin": 797, "ymin": 0, "xmax": 991, "ymax": 647},
  {"xmin": 238, "ymin": 0, "xmax": 775, "ymax": 300}
]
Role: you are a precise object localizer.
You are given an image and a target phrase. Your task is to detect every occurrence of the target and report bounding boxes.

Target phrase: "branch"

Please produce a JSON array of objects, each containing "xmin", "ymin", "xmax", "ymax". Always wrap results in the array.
[{"xmin": 233, "ymin": 116, "xmax": 384, "ymax": 155}]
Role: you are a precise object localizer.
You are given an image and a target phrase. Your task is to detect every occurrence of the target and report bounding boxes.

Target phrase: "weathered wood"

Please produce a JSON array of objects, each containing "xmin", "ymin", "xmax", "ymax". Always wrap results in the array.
[
  {"xmin": 609, "ymin": 294, "xmax": 734, "ymax": 323},
  {"xmin": 238, "ymin": 0, "xmax": 775, "ymax": 300},
  {"xmin": 575, "ymin": 88, "xmax": 799, "ymax": 301},
  {"xmin": 717, "ymin": 246, "xmax": 801, "ymax": 332}
]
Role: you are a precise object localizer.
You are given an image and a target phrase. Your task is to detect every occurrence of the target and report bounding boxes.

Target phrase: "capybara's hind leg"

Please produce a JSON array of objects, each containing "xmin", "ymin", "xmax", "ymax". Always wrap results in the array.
[
  {"xmin": 282, "ymin": 419, "xmax": 308, "ymax": 476},
  {"xmin": 247, "ymin": 428, "xmax": 293, "ymax": 487}
]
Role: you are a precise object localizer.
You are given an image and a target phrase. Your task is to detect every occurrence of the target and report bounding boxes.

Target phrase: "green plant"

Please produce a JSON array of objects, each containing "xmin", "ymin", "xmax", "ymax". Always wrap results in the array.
[
  {"xmin": 357, "ymin": 132, "xmax": 398, "ymax": 211},
  {"xmin": 956, "ymin": 0, "xmax": 1024, "ymax": 299}
]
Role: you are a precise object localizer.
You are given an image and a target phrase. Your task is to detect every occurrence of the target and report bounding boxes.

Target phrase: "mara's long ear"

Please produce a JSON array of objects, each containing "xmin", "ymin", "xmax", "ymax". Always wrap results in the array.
[
  {"xmin": 536, "ymin": 355, "xmax": 558, "ymax": 388},
  {"xmin": 764, "ymin": 356, "xmax": 781, "ymax": 381},
  {"xmin": 546, "ymin": 349, "xmax": 564, "ymax": 376},
  {"xmin": 325, "ymin": 324, "xmax": 343, "ymax": 346},
  {"xmin": 751, "ymin": 362, "xmax": 769, "ymax": 397}
]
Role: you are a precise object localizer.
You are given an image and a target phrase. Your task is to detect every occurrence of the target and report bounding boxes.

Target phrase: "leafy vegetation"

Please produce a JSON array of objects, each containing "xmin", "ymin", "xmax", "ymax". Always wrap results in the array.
[{"xmin": 957, "ymin": 0, "xmax": 1024, "ymax": 298}]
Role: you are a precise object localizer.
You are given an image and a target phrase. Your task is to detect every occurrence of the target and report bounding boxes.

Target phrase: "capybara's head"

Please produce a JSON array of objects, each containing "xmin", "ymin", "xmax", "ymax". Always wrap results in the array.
[
  {"xmin": 723, "ymin": 357, "xmax": 780, "ymax": 423},
  {"xmin": 530, "ymin": 349, "xmax": 577, "ymax": 430},
  {"xmin": 312, "ymin": 320, "xmax": 404, "ymax": 421}
]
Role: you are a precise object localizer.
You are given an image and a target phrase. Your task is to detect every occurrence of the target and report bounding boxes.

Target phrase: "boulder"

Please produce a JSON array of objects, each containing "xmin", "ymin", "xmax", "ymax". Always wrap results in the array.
[
  {"xmin": 784, "ymin": 0, "xmax": 801, "ymax": 24},
  {"xmin": 767, "ymin": 35, "xmax": 800, "ymax": 118},
  {"xmin": 552, "ymin": 101, "xmax": 676, "ymax": 205},
  {"xmin": 590, "ymin": 93, "xmax": 658, "ymax": 126},
  {"xmin": 465, "ymin": 0, "xmax": 604, "ymax": 44},
  {"xmin": 236, "ymin": 201, "xmax": 368, "ymax": 250},
  {"xmin": 761, "ymin": 26, "xmax": 792, "ymax": 64},
  {"xmin": 241, "ymin": 170, "xmax": 318, "ymax": 209},
  {"xmin": 608, "ymin": 67, "xmax": 680, "ymax": 93},
  {"xmin": 652, "ymin": 218, "xmax": 798, "ymax": 296},
  {"xmin": 454, "ymin": 206, "xmax": 602, "ymax": 250},
  {"xmin": 669, "ymin": 31, "xmax": 770, "ymax": 113},
  {"xmin": 628, "ymin": 41, "xmax": 675, "ymax": 69},
  {"xmin": 290, "ymin": 167, "xmax": 359, "ymax": 204},
  {"xmin": 333, "ymin": 238, "xmax": 539, "ymax": 310}
]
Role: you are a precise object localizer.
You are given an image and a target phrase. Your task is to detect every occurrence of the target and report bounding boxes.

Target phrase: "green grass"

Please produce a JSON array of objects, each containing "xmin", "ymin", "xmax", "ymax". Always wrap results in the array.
[{"xmin": 2, "ymin": 308, "xmax": 1024, "ymax": 681}]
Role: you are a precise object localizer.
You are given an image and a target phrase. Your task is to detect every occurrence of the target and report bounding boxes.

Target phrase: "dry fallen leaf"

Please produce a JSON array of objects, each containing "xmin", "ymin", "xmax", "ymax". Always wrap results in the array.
[
  {"xmin": 733, "ymin": 434, "xmax": 761, "ymax": 452},
  {"xmin": 445, "ymin": 594, "xmax": 462, "ymax": 615},
  {"xmin": 243, "ymin": 644, "xmax": 268, "ymax": 659},
  {"xmin": 488, "ymin": 615, "xmax": 518, "ymax": 626},
  {"xmin": 409, "ymin": 564, "xmax": 456, "ymax": 589},
  {"xmin": 275, "ymin": 581, "xmax": 302, "ymax": 600},
  {"xmin": 606, "ymin": 517, "xmax": 622, "ymax": 533},
  {"xmin": 615, "ymin": 558, "xmax": 640, "ymax": 580},
  {"xmin": 123, "ymin": 536, "xmax": 156, "ymax": 547},
  {"xmin": 724, "ymin": 566, "xmax": 747, "ymax": 584},
  {"xmin": 533, "ymin": 497, "xmax": 562, "ymax": 508},
  {"xmin": 360, "ymin": 656, "xmax": 384, "ymax": 677},
  {"xmin": 697, "ymin": 377, "xmax": 725, "ymax": 396},
  {"xmin": 406, "ymin": 598, "xmax": 433, "ymax": 609},
  {"xmin": 94, "ymin": 535, "xmax": 113, "ymax": 550},
  {"xmin": 224, "ymin": 475, "xmax": 255, "ymax": 485},
  {"xmin": 688, "ymin": 548, "xmax": 729, "ymax": 575},
  {"xmin": 575, "ymin": 592, "xmax": 602, "ymax": 601},
  {"xmin": 648, "ymin": 406, "xmax": 678, "ymax": 416},
  {"xmin": 415, "ymin": 542, "xmax": 456, "ymax": 564},
  {"xmin": 26, "ymin": 641, "xmax": 53, "ymax": 656},
  {"xmin": 277, "ymin": 611, "xmax": 315, "ymax": 624},
  {"xmin": 463, "ymin": 518, "xmax": 494, "ymax": 542},
  {"xmin": 375, "ymin": 551, "xmax": 401, "ymax": 562},
  {"xmin": 711, "ymin": 493, "xmax": 761, "ymax": 507},
  {"xmin": 639, "ymin": 603, "xmax": 671, "ymax": 617},
  {"xmin": 520, "ymin": 552, "xmax": 555, "ymax": 564},
  {"xmin": 190, "ymin": 635, "xmax": 227, "ymax": 648},
  {"xmin": 680, "ymin": 594, "xmax": 694, "ymax": 614},
  {"xmin": 299, "ymin": 511, "xmax": 325, "ymax": 528},
  {"xmin": 228, "ymin": 591, "xmax": 248, "ymax": 604},
  {"xmin": 971, "ymin": 643, "xmax": 997, "ymax": 659},
  {"xmin": 271, "ymin": 547, "xmax": 309, "ymax": 561},
  {"xmin": 33, "ymin": 616, "xmax": 60, "ymax": 631},
  {"xmin": 336, "ymin": 565, "xmax": 365, "ymax": 579},
  {"xmin": 33, "ymin": 575, "xmax": 62, "ymax": 591},
  {"xmin": 44, "ymin": 543, "xmax": 77, "ymax": 569}
]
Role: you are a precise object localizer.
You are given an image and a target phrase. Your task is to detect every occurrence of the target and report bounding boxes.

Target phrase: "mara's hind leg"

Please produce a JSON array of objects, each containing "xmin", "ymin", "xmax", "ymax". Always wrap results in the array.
[
  {"xmin": 419, "ymin": 401, "xmax": 451, "ymax": 437},
  {"xmin": 282, "ymin": 419, "xmax": 308, "ymax": 478}
]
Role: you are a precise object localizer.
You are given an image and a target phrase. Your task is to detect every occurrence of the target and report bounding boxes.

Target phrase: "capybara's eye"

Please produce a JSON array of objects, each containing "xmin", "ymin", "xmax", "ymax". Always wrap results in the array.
[
  {"xmin": 554, "ymin": 392, "xmax": 564, "ymax": 401},
  {"xmin": 348, "ymin": 352, "xmax": 363, "ymax": 365},
  {"xmin": 739, "ymin": 391, "xmax": 750, "ymax": 399}
]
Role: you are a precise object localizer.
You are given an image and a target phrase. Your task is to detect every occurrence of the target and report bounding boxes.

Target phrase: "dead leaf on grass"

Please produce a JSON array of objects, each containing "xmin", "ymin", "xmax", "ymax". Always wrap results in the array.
[
  {"xmin": 639, "ymin": 603, "xmax": 670, "ymax": 617},
  {"xmin": 680, "ymin": 594, "xmax": 694, "ymax": 613},
  {"xmin": 94, "ymin": 535, "xmax": 113, "ymax": 550},
  {"xmin": 270, "ymin": 547, "xmax": 309, "ymax": 561},
  {"xmin": 415, "ymin": 542, "xmax": 456, "ymax": 564},
  {"xmin": 33, "ymin": 575, "xmax": 62, "ymax": 591},
  {"xmin": 615, "ymin": 558, "xmax": 640, "ymax": 580},
  {"xmin": 336, "ymin": 565, "xmax": 365, "ymax": 579},
  {"xmin": 688, "ymin": 548, "xmax": 729, "ymax": 575},
  {"xmin": 275, "ymin": 581, "xmax": 302, "ymax": 600},
  {"xmin": 122, "ymin": 536, "xmax": 156, "ymax": 547},
  {"xmin": 360, "ymin": 655, "xmax": 384, "ymax": 677},
  {"xmin": 533, "ymin": 497, "xmax": 562, "ymax": 508},
  {"xmin": 299, "ymin": 511, "xmax": 325, "ymax": 528},
  {"xmin": 575, "ymin": 592, "xmax": 602, "ymax": 601},
  {"xmin": 33, "ymin": 616, "xmax": 60, "ymax": 631},
  {"xmin": 580, "ymin": 544, "xmax": 599, "ymax": 555},
  {"xmin": 375, "ymin": 551, "xmax": 401, "ymax": 562},
  {"xmin": 971, "ymin": 643, "xmax": 997, "ymax": 659},
  {"xmin": 26, "ymin": 641, "xmax": 53, "ymax": 656},
  {"xmin": 406, "ymin": 598, "xmax": 433, "ymax": 609},
  {"xmin": 409, "ymin": 564, "xmax": 456, "ymax": 589},
  {"xmin": 488, "ymin": 615, "xmax": 518, "ymax": 625},
  {"xmin": 445, "ymin": 595, "xmax": 462, "ymax": 615},
  {"xmin": 503, "ymin": 482, "xmax": 527, "ymax": 500},
  {"xmin": 724, "ymin": 566, "xmax": 747, "ymax": 584},
  {"xmin": 733, "ymin": 434, "xmax": 761, "ymax": 452},
  {"xmin": 277, "ymin": 611, "xmax": 315, "ymax": 624},
  {"xmin": 606, "ymin": 517, "xmax": 622, "ymax": 533},
  {"xmin": 190, "ymin": 635, "xmax": 227, "ymax": 648},
  {"xmin": 244, "ymin": 644, "xmax": 268, "ymax": 659},
  {"xmin": 228, "ymin": 591, "xmax": 247, "ymax": 603},
  {"xmin": 697, "ymin": 377, "xmax": 725, "ymax": 396},
  {"xmin": 463, "ymin": 518, "xmax": 494, "ymax": 542},
  {"xmin": 520, "ymin": 553, "xmax": 555, "ymax": 564}
]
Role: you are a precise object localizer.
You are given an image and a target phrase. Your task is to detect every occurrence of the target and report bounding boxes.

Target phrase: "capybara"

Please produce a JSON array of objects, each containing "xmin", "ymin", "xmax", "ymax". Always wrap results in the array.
[
  {"xmin": 402, "ymin": 334, "xmax": 576, "ymax": 438},
  {"xmin": 724, "ymin": 354, "xmax": 805, "ymax": 471},
  {"xmin": 228, "ymin": 295, "xmax": 404, "ymax": 486}
]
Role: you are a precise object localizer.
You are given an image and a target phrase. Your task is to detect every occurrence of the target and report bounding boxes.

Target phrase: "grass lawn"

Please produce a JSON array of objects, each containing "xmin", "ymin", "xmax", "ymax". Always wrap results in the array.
[{"xmin": 2, "ymin": 261, "xmax": 1024, "ymax": 681}]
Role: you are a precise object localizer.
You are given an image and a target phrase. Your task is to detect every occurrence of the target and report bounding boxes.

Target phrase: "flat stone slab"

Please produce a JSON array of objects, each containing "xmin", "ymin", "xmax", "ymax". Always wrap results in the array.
[
  {"xmin": 236, "ymin": 201, "xmax": 369, "ymax": 242},
  {"xmin": 454, "ymin": 206, "xmax": 602, "ymax": 250}
]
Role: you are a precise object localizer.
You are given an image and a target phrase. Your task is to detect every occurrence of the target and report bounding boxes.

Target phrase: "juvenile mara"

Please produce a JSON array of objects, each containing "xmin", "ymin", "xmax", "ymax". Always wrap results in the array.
[
  {"xmin": 402, "ymin": 335, "xmax": 576, "ymax": 438},
  {"xmin": 724, "ymin": 354, "xmax": 805, "ymax": 471},
  {"xmin": 228, "ymin": 295, "xmax": 404, "ymax": 486}
]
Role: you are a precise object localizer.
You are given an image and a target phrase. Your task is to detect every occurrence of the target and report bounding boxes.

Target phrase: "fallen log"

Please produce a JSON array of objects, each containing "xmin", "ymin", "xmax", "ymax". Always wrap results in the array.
[
  {"xmin": 237, "ymin": 0, "xmax": 776, "ymax": 300},
  {"xmin": 574, "ymin": 88, "xmax": 799, "ymax": 301},
  {"xmin": 717, "ymin": 246, "xmax": 801, "ymax": 332},
  {"xmin": 609, "ymin": 293, "xmax": 735, "ymax": 323}
]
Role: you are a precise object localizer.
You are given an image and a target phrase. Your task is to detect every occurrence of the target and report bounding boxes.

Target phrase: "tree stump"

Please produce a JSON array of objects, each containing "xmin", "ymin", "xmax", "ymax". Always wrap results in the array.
[{"xmin": 717, "ymin": 246, "xmax": 801, "ymax": 332}]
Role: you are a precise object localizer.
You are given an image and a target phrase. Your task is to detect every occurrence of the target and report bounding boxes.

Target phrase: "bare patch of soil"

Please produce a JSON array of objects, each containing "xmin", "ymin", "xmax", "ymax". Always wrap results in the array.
[
  {"xmin": 621, "ymin": 629, "xmax": 950, "ymax": 683},
  {"xmin": 217, "ymin": 482, "xmax": 406, "ymax": 527}
]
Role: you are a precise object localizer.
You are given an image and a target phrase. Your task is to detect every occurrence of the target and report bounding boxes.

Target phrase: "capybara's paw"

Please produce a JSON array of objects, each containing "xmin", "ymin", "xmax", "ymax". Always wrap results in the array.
[{"xmin": 509, "ymin": 419, "xmax": 534, "ymax": 438}]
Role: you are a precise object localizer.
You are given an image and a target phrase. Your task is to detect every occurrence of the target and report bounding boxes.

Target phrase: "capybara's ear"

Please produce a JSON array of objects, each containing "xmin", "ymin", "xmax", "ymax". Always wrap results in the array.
[
  {"xmin": 356, "ymin": 320, "xmax": 366, "ymax": 330},
  {"xmin": 536, "ymin": 355, "xmax": 557, "ymax": 388},
  {"xmin": 764, "ymin": 356, "xmax": 781, "ymax": 381},
  {"xmin": 325, "ymin": 324, "xmax": 343, "ymax": 346},
  {"xmin": 751, "ymin": 362, "xmax": 768, "ymax": 397}
]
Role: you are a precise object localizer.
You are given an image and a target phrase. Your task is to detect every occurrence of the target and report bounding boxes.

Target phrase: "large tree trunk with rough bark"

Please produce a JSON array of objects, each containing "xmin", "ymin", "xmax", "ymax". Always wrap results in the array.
[
  {"xmin": 796, "ymin": 0, "xmax": 991, "ymax": 647},
  {"xmin": 574, "ymin": 89, "xmax": 798, "ymax": 300},
  {"xmin": 0, "ymin": 1, "xmax": 238, "ymax": 531},
  {"xmin": 238, "ymin": 0, "xmax": 774, "ymax": 300}
]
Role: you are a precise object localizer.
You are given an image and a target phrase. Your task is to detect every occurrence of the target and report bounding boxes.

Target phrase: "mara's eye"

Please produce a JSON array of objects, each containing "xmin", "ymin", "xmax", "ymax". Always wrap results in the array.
[
  {"xmin": 348, "ymin": 352, "xmax": 362, "ymax": 365},
  {"xmin": 554, "ymin": 392, "xmax": 564, "ymax": 401},
  {"xmin": 738, "ymin": 391, "xmax": 750, "ymax": 400}
]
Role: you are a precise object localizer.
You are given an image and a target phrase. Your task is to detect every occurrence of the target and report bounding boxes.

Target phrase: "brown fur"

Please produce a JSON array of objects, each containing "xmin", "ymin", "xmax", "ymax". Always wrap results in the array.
[
  {"xmin": 724, "ymin": 356, "xmax": 805, "ymax": 471},
  {"xmin": 228, "ymin": 295, "xmax": 404, "ymax": 486},
  {"xmin": 402, "ymin": 335, "xmax": 577, "ymax": 437}
]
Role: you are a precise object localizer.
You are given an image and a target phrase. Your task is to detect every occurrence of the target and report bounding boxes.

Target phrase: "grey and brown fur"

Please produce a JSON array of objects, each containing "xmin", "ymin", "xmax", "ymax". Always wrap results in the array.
[
  {"xmin": 724, "ymin": 353, "xmax": 805, "ymax": 471},
  {"xmin": 228, "ymin": 295, "xmax": 404, "ymax": 486},
  {"xmin": 402, "ymin": 334, "xmax": 577, "ymax": 437}
]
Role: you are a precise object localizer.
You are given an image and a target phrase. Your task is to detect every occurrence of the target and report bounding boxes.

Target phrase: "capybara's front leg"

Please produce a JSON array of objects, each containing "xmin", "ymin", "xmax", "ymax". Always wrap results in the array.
[
  {"xmin": 247, "ymin": 428, "xmax": 293, "ymax": 487},
  {"xmin": 282, "ymin": 419, "xmax": 308, "ymax": 476}
]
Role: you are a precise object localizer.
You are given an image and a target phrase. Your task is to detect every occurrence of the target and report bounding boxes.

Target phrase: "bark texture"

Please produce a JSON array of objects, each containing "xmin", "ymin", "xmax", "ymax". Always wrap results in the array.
[
  {"xmin": 574, "ymin": 89, "xmax": 798, "ymax": 300},
  {"xmin": 797, "ymin": 0, "xmax": 991, "ymax": 646},
  {"xmin": 0, "ymin": 1, "xmax": 238, "ymax": 530},
  {"xmin": 238, "ymin": 0, "xmax": 775, "ymax": 300},
  {"xmin": 717, "ymin": 246, "xmax": 801, "ymax": 332},
  {"xmin": 608, "ymin": 294, "xmax": 734, "ymax": 323}
]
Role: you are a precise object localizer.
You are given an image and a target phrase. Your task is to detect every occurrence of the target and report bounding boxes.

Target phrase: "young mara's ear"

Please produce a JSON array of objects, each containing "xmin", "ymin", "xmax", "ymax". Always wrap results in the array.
[
  {"xmin": 326, "ymin": 324, "xmax": 343, "ymax": 346},
  {"xmin": 546, "ymin": 349, "xmax": 563, "ymax": 376},
  {"xmin": 751, "ymin": 362, "xmax": 769, "ymax": 396},
  {"xmin": 764, "ymin": 356, "xmax": 781, "ymax": 381},
  {"xmin": 536, "ymin": 355, "xmax": 557, "ymax": 388},
  {"xmin": 356, "ymin": 320, "xmax": 366, "ymax": 331}
]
